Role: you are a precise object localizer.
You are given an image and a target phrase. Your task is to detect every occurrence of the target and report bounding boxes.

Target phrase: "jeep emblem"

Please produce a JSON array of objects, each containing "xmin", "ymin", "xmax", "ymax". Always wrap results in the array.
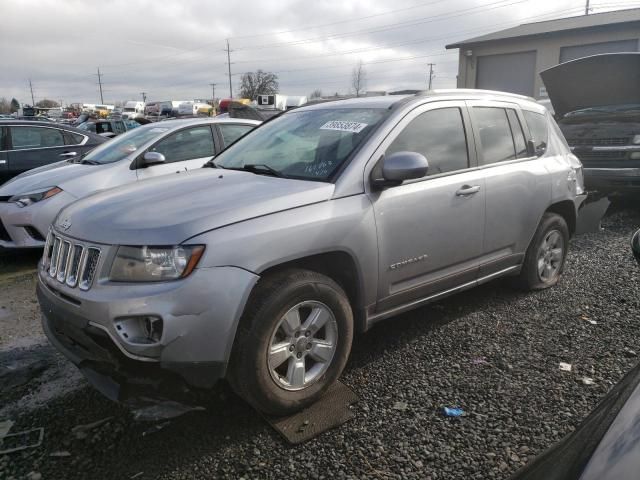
[{"xmin": 59, "ymin": 218, "xmax": 72, "ymax": 231}]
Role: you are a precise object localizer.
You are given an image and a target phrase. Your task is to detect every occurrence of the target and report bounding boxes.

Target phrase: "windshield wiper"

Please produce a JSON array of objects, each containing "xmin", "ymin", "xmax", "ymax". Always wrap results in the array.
[
  {"xmin": 80, "ymin": 159, "xmax": 100, "ymax": 165},
  {"xmin": 210, "ymin": 163, "xmax": 283, "ymax": 177},
  {"xmin": 239, "ymin": 164, "xmax": 283, "ymax": 177},
  {"xmin": 203, "ymin": 158, "xmax": 221, "ymax": 168}
]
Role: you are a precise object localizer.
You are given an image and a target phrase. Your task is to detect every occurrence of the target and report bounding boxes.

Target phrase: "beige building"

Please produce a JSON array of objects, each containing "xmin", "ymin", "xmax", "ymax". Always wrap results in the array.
[{"xmin": 446, "ymin": 8, "xmax": 640, "ymax": 99}]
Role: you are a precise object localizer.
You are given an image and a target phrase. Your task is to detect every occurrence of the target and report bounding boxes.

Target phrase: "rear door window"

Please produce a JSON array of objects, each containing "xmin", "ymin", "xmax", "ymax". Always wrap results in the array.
[
  {"xmin": 148, "ymin": 126, "xmax": 215, "ymax": 163},
  {"xmin": 386, "ymin": 107, "xmax": 469, "ymax": 175},
  {"xmin": 523, "ymin": 111, "xmax": 548, "ymax": 153},
  {"xmin": 473, "ymin": 107, "xmax": 516, "ymax": 165},
  {"xmin": 63, "ymin": 131, "xmax": 86, "ymax": 145},
  {"xmin": 218, "ymin": 124, "xmax": 255, "ymax": 147},
  {"xmin": 10, "ymin": 126, "xmax": 65, "ymax": 150}
]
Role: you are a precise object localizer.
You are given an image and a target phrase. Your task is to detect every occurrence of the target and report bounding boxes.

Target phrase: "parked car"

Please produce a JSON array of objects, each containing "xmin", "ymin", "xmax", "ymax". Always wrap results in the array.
[
  {"xmin": 541, "ymin": 53, "xmax": 640, "ymax": 192},
  {"xmin": 76, "ymin": 118, "xmax": 131, "ymax": 138},
  {"xmin": 37, "ymin": 90, "xmax": 584, "ymax": 415},
  {"xmin": 509, "ymin": 232, "xmax": 640, "ymax": 480},
  {"xmin": 0, "ymin": 117, "xmax": 259, "ymax": 248},
  {"xmin": 0, "ymin": 120, "xmax": 106, "ymax": 185}
]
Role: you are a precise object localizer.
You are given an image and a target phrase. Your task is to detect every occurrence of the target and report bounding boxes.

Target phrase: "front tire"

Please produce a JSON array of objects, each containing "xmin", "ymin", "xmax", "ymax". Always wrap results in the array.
[
  {"xmin": 228, "ymin": 269, "xmax": 354, "ymax": 416},
  {"xmin": 517, "ymin": 212, "xmax": 569, "ymax": 290}
]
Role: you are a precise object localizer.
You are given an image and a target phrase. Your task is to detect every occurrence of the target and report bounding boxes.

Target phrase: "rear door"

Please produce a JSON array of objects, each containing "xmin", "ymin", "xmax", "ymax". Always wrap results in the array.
[
  {"xmin": 135, "ymin": 125, "xmax": 217, "ymax": 180},
  {"xmin": 7, "ymin": 125, "xmax": 69, "ymax": 176},
  {"xmin": 467, "ymin": 101, "xmax": 551, "ymax": 277}
]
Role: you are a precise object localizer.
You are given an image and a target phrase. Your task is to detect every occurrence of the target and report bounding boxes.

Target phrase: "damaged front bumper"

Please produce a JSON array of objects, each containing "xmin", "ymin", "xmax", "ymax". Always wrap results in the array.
[{"xmin": 37, "ymin": 264, "xmax": 259, "ymax": 404}]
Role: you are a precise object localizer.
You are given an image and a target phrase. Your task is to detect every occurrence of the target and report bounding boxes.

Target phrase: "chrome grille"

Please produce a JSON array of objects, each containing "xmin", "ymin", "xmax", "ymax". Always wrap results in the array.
[
  {"xmin": 568, "ymin": 137, "xmax": 629, "ymax": 147},
  {"xmin": 42, "ymin": 231, "xmax": 100, "ymax": 291}
]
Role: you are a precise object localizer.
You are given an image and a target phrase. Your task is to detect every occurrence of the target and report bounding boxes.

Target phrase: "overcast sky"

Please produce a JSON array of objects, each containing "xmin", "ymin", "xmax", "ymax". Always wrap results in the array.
[{"xmin": 0, "ymin": 0, "xmax": 636, "ymax": 105}]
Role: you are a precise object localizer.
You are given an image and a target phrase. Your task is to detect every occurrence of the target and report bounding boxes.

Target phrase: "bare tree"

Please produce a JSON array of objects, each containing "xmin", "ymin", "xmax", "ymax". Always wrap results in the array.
[
  {"xmin": 239, "ymin": 70, "xmax": 279, "ymax": 100},
  {"xmin": 309, "ymin": 89, "xmax": 323, "ymax": 99},
  {"xmin": 351, "ymin": 61, "xmax": 367, "ymax": 97},
  {"xmin": 10, "ymin": 98, "xmax": 19, "ymax": 113},
  {"xmin": 0, "ymin": 98, "xmax": 10, "ymax": 114},
  {"xmin": 35, "ymin": 99, "xmax": 60, "ymax": 108}
]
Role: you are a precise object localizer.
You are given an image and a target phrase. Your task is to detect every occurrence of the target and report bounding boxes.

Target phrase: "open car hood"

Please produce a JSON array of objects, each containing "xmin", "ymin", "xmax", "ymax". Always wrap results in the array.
[{"xmin": 540, "ymin": 53, "xmax": 640, "ymax": 117}]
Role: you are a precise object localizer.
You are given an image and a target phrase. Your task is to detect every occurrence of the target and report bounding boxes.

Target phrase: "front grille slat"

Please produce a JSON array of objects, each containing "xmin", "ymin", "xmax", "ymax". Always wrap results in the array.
[
  {"xmin": 66, "ymin": 245, "xmax": 84, "ymax": 287},
  {"xmin": 41, "ymin": 231, "xmax": 100, "ymax": 291},
  {"xmin": 56, "ymin": 241, "xmax": 71, "ymax": 282},
  {"xmin": 79, "ymin": 248, "xmax": 100, "ymax": 291}
]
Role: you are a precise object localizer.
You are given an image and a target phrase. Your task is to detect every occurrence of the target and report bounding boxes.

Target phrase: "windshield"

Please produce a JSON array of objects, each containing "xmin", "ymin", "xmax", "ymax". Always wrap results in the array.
[
  {"xmin": 81, "ymin": 125, "xmax": 170, "ymax": 164},
  {"xmin": 123, "ymin": 107, "xmax": 136, "ymax": 112},
  {"xmin": 214, "ymin": 107, "xmax": 387, "ymax": 181}
]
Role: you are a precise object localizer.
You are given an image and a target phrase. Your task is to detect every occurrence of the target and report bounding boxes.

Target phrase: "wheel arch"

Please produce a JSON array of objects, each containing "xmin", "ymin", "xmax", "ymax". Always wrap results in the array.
[
  {"xmin": 546, "ymin": 200, "xmax": 577, "ymax": 236},
  {"xmin": 257, "ymin": 250, "xmax": 367, "ymax": 332}
]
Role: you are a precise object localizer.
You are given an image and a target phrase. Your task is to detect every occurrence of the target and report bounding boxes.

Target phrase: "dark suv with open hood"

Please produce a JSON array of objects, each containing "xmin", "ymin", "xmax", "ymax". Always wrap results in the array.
[{"xmin": 541, "ymin": 53, "xmax": 640, "ymax": 191}]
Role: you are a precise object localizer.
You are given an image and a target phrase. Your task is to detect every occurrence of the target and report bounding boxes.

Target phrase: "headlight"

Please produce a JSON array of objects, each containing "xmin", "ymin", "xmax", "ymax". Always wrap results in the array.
[
  {"xmin": 9, "ymin": 187, "xmax": 62, "ymax": 207},
  {"xmin": 110, "ymin": 245, "xmax": 205, "ymax": 282},
  {"xmin": 633, "ymin": 135, "xmax": 640, "ymax": 145}
]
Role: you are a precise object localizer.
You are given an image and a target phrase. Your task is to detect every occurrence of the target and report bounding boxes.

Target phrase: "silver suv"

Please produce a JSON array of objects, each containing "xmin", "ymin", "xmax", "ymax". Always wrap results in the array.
[{"xmin": 38, "ymin": 90, "xmax": 585, "ymax": 415}]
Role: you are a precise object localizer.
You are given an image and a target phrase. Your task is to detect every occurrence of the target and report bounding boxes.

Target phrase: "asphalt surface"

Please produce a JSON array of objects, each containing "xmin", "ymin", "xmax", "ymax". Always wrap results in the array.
[{"xmin": 1, "ymin": 201, "xmax": 640, "ymax": 480}]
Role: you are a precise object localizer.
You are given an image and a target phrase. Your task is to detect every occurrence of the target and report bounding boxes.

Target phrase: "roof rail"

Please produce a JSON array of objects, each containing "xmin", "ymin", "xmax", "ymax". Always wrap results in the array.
[{"xmin": 414, "ymin": 88, "xmax": 536, "ymax": 103}]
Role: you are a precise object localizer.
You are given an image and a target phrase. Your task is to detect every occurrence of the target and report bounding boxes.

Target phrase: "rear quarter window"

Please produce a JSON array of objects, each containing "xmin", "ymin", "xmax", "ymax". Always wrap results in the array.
[{"xmin": 523, "ymin": 111, "xmax": 548, "ymax": 152}]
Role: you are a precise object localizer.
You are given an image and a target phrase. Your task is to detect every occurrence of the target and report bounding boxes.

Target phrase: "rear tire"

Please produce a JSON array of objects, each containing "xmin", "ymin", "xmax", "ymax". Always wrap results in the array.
[
  {"xmin": 228, "ymin": 269, "xmax": 353, "ymax": 416},
  {"xmin": 517, "ymin": 213, "xmax": 569, "ymax": 291}
]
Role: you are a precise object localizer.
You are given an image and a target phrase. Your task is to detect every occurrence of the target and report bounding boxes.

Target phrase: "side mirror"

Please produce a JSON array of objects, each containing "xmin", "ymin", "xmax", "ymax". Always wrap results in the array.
[
  {"xmin": 371, "ymin": 151, "xmax": 429, "ymax": 188},
  {"xmin": 632, "ymin": 229, "xmax": 640, "ymax": 266},
  {"xmin": 141, "ymin": 151, "xmax": 166, "ymax": 167}
]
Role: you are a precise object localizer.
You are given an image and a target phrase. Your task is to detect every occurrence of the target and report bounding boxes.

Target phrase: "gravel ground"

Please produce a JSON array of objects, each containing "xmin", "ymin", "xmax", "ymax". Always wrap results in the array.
[{"xmin": 1, "ymin": 203, "xmax": 639, "ymax": 480}]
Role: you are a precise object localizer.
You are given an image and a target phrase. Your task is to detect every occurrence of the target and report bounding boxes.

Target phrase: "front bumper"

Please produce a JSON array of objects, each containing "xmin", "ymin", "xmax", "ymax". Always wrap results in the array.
[
  {"xmin": 584, "ymin": 167, "xmax": 640, "ymax": 190},
  {"xmin": 0, "ymin": 191, "xmax": 75, "ymax": 248},
  {"xmin": 38, "ymin": 263, "xmax": 259, "ymax": 402}
]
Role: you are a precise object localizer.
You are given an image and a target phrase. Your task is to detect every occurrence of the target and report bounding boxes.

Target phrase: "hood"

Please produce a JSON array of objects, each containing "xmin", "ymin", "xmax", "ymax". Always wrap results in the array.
[
  {"xmin": 509, "ymin": 361, "xmax": 640, "ymax": 480},
  {"xmin": 0, "ymin": 160, "xmax": 121, "ymax": 198},
  {"xmin": 55, "ymin": 168, "xmax": 335, "ymax": 245},
  {"xmin": 540, "ymin": 53, "xmax": 640, "ymax": 117}
]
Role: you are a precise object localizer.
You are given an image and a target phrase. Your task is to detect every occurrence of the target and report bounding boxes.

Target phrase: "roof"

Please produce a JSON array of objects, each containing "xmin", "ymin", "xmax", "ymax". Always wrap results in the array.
[
  {"xmin": 136, "ymin": 117, "xmax": 261, "ymax": 129},
  {"xmin": 298, "ymin": 89, "xmax": 543, "ymax": 112},
  {"xmin": 446, "ymin": 8, "xmax": 640, "ymax": 48}
]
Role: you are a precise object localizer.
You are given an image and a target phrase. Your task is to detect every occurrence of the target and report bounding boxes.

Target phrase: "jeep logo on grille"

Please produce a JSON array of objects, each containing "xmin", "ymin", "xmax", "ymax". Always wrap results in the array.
[{"xmin": 59, "ymin": 218, "xmax": 72, "ymax": 231}]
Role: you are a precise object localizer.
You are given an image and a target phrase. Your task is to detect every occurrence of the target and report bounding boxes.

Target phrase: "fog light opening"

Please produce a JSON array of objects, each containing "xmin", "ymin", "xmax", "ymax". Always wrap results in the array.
[{"xmin": 114, "ymin": 315, "xmax": 163, "ymax": 345}]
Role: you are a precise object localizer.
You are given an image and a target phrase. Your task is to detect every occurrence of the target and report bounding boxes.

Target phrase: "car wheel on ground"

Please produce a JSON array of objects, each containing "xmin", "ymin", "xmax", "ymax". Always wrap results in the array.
[
  {"xmin": 228, "ymin": 269, "xmax": 354, "ymax": 416},
  {"xmin": 518, "ymin": 212, "xmax": 569, "ymax": 290}
]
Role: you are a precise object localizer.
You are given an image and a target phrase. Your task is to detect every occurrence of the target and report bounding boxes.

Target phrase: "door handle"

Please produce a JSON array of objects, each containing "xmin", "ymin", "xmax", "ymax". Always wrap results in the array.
[
  {"xmin": 455, "ymin": 185, "xmax": 480, "ymax": 196},
  {"xmin": 59, "ymin": 151, "xmax": 78, "ymax": 158}
]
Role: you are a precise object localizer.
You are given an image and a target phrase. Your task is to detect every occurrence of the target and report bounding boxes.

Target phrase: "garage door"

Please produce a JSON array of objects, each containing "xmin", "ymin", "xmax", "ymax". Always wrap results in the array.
[
  {"xmin": 476, "ymin": 51, "xmax": 537, "ymax": 97},
  {"xmin": 559, "ymin": 39, "xmax": 639, "ymax": 63}
]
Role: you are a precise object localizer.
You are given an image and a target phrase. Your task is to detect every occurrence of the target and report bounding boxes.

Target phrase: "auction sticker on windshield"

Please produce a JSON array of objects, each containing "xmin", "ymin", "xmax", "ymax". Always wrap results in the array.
[{"xmin": 320, "ymin": 121, "xmax": 368, "ymax": 133}]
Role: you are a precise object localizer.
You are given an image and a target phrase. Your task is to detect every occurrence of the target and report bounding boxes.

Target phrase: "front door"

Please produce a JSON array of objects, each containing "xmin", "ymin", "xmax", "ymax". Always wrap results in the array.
[
  {"xmin": 0, "ymin": 127, "xmax": 9, "ymax": 183},
  {"xmin": 136, "ymin": 125, "xmax": 217, "ymax": 180},
  {"xmin": 368, "ymin": 102, "xmax": 486, "ymax": 312}
]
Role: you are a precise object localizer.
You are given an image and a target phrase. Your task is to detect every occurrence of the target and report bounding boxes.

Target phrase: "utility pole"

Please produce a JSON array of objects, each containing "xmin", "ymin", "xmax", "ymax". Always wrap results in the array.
[
  {"xmin": 427, "ymin": 63, "xmax": 435, "ymax": 90},
  {"xmin": 225, "ymin": 39, "xmax": 233, "ymax": 98},
  {"xmin": 141, "ymin": 92, "xmax": 147, "ymax": 102},
  {"xmin": 96, "ymin": 68, "xmax": 104, "ymax": 104},
  {"xmin": 28, "ymin": 79, "xmax": 35, "ymax": 105},
  {"xmin": 209, "ymin": 83, "xmax": 216, "ymax": 104},
  {"xmin": 585, "ymin": 0, "xmax": 590, "ymax": 14}
]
